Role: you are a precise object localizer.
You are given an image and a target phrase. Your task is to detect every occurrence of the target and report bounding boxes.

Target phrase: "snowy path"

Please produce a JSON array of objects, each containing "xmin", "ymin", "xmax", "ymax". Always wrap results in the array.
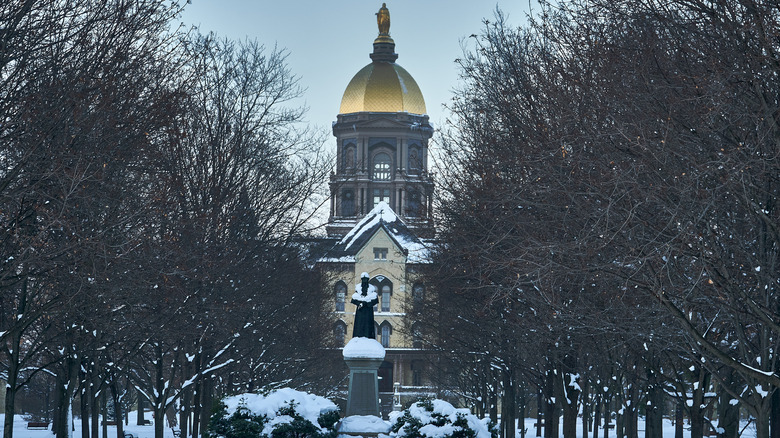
[
  {"xmin": 0, "ymin": 413, "xmax": 175, "ymax": 438},
  {"xmin": 1, "ymin": 412, "xmax": 758, "ymax": 438}
]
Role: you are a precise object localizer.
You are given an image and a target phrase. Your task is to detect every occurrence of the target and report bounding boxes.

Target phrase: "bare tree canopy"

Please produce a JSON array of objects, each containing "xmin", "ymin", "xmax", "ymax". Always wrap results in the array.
[
  {"xmin": 415, "ymin": 1, "xmax": 779, "ymax": 437},
  {"xmin": 0, "ymin": 3, "xmax": 335, "ymax": 438}
]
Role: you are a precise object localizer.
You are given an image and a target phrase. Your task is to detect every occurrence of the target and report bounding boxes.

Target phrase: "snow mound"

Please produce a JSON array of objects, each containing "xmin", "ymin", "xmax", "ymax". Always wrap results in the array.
[
  {"xmin": 343, "ymin": 337, "xmax": 386, "ymax": 359},
  {"xmin": 222, "ymin": 388, "xmax": 338, "ymax": 435},
  {"xmin": 338, "ymin": 415, "xmax": 391, "ymax": 433}
]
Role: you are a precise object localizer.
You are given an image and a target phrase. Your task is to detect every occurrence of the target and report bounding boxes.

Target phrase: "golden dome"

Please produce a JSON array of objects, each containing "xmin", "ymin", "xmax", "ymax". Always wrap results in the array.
[{"xmin": 339, "ymin": 62, "xmax": 427, "ymax": 115}]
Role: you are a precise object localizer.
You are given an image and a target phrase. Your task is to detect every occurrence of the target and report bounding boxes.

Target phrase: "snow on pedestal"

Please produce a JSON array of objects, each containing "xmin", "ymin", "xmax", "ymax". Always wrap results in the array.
[
  {"xmin": 343, "ymin": 337, "xmax": 386, "ymax": 360},
  {"xmin": 338, "ymin": 415, "xmax": 391, "ymax": 435}
]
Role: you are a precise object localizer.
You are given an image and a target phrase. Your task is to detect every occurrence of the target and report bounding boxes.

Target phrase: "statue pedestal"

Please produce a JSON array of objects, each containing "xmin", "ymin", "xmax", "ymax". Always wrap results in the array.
[{"xmin": 342, "ymin": 338, "xmax": 386, "ymax": 417}]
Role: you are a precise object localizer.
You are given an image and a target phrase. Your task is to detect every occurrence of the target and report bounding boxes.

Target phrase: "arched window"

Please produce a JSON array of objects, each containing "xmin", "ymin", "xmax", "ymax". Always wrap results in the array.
[
  {"xmin": 342, "ymin": 190, "xmax": 355, "ymax": 217},
  {"xmin": 372, "ymin": 153, "xmax": 392, "ymax": 181},
  {"xmin": 334, "ymin": 322, "xmax": 346, "ymax": 347},
  {"xmin": 408, "ymin": 146, "xmax": 421, "ymax": 172},
  {"xmin": 370, "ymin": 276, "xmax": 392, "ymax": 313},
  {"xmin": 380, "ymin": 323, "xmax": 392, "ymax": 347},
  {"xmin": 381, "ymin": 285, "xmax": 391, "ymax": 312},
  {"xmin": 374, "ymin": 322, "xmax": 380, "ymax": 341},
  {"xmin": 412, "ymin": 283, "xmax": 425, "ymax": 302},
  {"xmin": 335, "ymin": 282, "xmax": 346, "ymax": 312},
  {"xmin": 344, "ymin": 146, "xmax": 356, "ymax": 170}
]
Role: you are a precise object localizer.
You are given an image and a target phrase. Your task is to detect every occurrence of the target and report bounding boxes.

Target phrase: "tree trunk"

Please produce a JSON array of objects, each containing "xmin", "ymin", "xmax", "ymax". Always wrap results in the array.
[
  {"xmin": 501, "ymin": 369, "xmax": 516, "ymax": 438},
  {"xmin": 2, "ymin": 331, "xmax": 20, "ymax": 438},
  {"xmin": 560, "ymin": 373, "xmax": 579, "ymax": 438},
  {"xmin": 624, "ymin": 382, "xmax": 639, "ymax": 438},
  {"xmin": 690, "ymin": 396, "xmax": 704, "ymax": 438},
  {"xmin": 644, "ymin": 378, "xmax": 663, "ymax": 438},
  {"xmin": 755, "ymin": 409, "xmax": 770, "ymax": 438},
  {"xmin": 518, "ymin": 381, "xmax": 526, "ymax": 438},
  {"xmin": 675, "ymin": 400, "xmax": 684, "ymax": 438},
  {"xmin": 199, "ymin": 382, "xmax": 213, "ymax": 438},
  {"xmin": 191, "ymin": 353, "xmax": 201, "ymax": 438},
  {"xmin": 191, "ymin": 380, "xmax": 201, "ymax": 438},
  {"xmin": 581, "ymin": 376, "xmax": 589, "ymax": 438},
  {"xmin": 717, "ymin": 373, "xmax": 738, "ymax": 438},
  {"xmin": 153, "ymin": 407, "xmax": 165, "ymax": 438},
  {"xmin": 81, "ymin": 387, "xmax": 90, "ymax": 438},
  {"xmin": 592, "ymin": 391, "xmax": 601, "ymax": 438},
  {"xmin": 90, "ymin": 379, "xmax": 99, "ymax": 438},
  {"xmin": 602, "ymin": 393, "xmax": 611, "ymax": 438},
  {"xmin": 102, "ymin": 391, "xmax": 108, "ymax": 438},
  {"xmin": 536, "ymin": 389, "xmax": 543, "ymax": 437},
  {"xmin": 771, "ymin": 388, "xmax": 780, "ymax": 438},
  {"xmin": 489, "ymin": 382, "xmax": 498, "ymax": 426},
  {"xmin": 543, "ymin": 370, "xmax": 558, "ymax": 438},
  {"xmin": 137, "ymin": 389, "xmax": 145, "ymax": 426},
  {"xmin": 110, "ymin": 381, "xmax": 124, "ymax": 438},
  {"xmin": 54, "ymin": 356, "xmax": 79, "ymax": 438},
  {"xmin": 614, "ymin": 388, "xmax": 623, "ymax": 438},
  {"xmin": 3, "ymin": 279, "xmax": 27, "ymax": 438}
]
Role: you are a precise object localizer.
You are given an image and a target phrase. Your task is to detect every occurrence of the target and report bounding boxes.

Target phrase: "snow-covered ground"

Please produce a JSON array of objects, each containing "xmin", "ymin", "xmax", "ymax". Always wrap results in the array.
[
  {"xmin": 0, "ymin": 412, "xmax": 175, "ymax": 438},
  {"xmin": 1, "ymin": 412, "xmax": 759, "ymax": 438}
]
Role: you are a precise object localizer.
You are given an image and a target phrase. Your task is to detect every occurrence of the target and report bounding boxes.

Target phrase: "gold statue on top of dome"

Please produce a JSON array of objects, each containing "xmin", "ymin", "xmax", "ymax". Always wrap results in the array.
[{"xmin": 376, "ymin": 3, "xmax": 390, "ymax": 35}]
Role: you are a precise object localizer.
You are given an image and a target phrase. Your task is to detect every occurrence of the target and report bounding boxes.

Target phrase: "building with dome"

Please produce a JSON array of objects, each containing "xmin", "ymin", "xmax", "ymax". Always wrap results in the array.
[
  {"xmin": 317, "ymin": 3, "xmax": 435, "ymax": 414},
  {"xmin": 326, "ymin": 3, "xmax": 434, "ymax": 239}
]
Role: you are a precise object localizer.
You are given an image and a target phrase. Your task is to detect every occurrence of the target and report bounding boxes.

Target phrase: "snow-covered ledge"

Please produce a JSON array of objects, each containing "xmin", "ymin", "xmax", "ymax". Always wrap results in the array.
[
  {"xmin": 337, "ymin": 415, "xmax": 391, "ymax": 437},
  {"xmin": 343, "ymin": 337, "xmax": 386, "ymax": 360}
]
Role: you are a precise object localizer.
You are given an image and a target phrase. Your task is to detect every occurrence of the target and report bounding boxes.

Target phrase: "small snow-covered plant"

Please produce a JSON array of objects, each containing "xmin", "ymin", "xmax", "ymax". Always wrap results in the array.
[
  {"xmin": 316, "ymin": 410, "xmax": 341, "ymax": 433},
  {"xmin": 390, "ymin": 399, "xmax": 492, "ymax": 438},
  {"xmin": 269, "ymin": 401, "xmax": 322, "ymax": 438},
  {"xmin": 207, "ymin": 400, "xmax": 267, "ymax": 438},
  {"xmin": 209, "ymin": 389, "xmax": 339, "ymax": 438}
]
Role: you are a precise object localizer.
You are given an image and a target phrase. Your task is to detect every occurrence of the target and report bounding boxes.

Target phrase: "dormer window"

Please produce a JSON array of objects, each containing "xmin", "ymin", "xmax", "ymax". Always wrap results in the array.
[
  {"xmin": 373, "ymin": 188, "xmax": 390, "ymax": 207},
  {"xmin": 374, "ymin": 247, "xmax": 388, "ymax": 260}
]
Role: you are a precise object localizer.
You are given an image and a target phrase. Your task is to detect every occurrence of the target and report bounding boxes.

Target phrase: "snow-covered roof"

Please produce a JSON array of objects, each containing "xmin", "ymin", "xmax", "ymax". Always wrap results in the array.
[{"xmin": 318, "ymin": 202, "xmax": 431, "ymax": 264}]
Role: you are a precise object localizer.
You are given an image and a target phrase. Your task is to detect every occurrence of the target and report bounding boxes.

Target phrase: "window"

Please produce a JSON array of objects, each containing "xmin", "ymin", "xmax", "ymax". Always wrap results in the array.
[
  {"xmin": 342, "ymin": 190, "xmax": 355, "ymax": 217},
  {"xmin": 344, "ymin": 145, "xmax": 356, "ymax": 170},
  {"xmin": 373, "ymin": 188, "xmax": 390, "ymax": 207},
  {"xmin": 412, "ymin": 323, "xmax": 423, "ymax": 348},
  {"xmin": 335, "ymin": 282, "xmax": 346, "ymax": 311},
  {"xmin": 374, "ymin": 247, "xmax": 388, "ymax": 260},
  {"xmin": 381, "ymin": 285, "xmax": 391, "ymax": 312},
  {"xmin": 380, "ymin": 323, "xmax": 392, "ymax": 347},
  {"xmin": 408, "ymin": 191, "xmax": 421, "ymax": 217},
  {"xmin": 334, "ymin": 322, "xmax": 346, "ymax": 347},
  {"xmin": 408, "ymin": 146, "xmax": 421, "ymax": 172},
  {"xmin": 411, "ymin": 360, "xmax": 424, "ymax": 386},
  {"xmin": 372, "ymin": 153, "xmax": 392, "ymax": 180},
  {"xmin": 412, "ymin": 283, "xmax": 425, "ymax": 302}
]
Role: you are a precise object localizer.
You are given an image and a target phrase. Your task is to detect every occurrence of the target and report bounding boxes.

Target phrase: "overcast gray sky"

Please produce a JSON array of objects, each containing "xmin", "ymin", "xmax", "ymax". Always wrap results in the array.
[{"xmin": 180, "ymin": 1, "xmax": 532, "ymax": 132}]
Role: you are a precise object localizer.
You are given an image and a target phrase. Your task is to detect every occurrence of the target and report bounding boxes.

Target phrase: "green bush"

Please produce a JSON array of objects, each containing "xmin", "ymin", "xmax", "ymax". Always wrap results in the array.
[
  {"xmin": 208, "ymin": 398, "xmax": 339, "ymax": 438},
  {"xmin": 207, "ymin": 401, "xmax": 267, "ymax": 438},
  {"xmin": 390, "ymin": 399, "xmax": 490, "ymax": 438}
]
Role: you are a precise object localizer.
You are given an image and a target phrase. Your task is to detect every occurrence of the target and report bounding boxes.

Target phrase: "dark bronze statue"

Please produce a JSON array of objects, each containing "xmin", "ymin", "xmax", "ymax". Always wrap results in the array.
[{"xmin": 352, "ymin": 274, "xmax": 378, "ymax": 338}]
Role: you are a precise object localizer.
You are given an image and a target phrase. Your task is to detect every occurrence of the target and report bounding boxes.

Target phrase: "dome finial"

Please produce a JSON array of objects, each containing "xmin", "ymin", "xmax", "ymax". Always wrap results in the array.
[
  {"xmin": 376, "ymin": 3, "xmax": 390, "ymax": 36},
  {"xmin": 371, "ymin": 3, "xmax": 398, "ymax": 62}
]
